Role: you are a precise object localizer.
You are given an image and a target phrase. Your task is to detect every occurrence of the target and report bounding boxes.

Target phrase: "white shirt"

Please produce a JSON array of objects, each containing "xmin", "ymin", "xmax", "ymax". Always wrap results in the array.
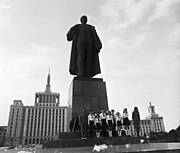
[
  {"xmin": 106, "ymin": 114, "xmax": 113, "ymax": 123},
  {"xmin": 99, "ymin": 113, "xmax": 106, "ymax": 120},
  {"xmin": 122, "ymin": 112, "xmax": 129, "ymax": 118},
  {"xmin": 88, "ymin": 114, "xmax": 95, "ymax": 124},
  {"xmin": 88, "ymin": 114, "xmax": 95, "ymax": 120},
  {"xmin": 115, "ymin": 115, "xmax": 122, "ymax": 124},
  {"xmin": 115, "ymin": 115, "xmax": 121, "ymax": 121},
  {"xmin": 94, "ymin": 118, "xmax": 100, "ymax": 124}
]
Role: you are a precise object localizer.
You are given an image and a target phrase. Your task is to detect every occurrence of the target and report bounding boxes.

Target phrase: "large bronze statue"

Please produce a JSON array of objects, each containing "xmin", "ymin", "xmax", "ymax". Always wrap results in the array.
[{"xmin": 67, "ymin": 15, "xmax": 102, "ymax": 77}]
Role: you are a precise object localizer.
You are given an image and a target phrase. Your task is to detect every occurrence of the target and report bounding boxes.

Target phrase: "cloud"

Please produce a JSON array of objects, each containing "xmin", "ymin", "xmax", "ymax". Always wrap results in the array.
[
  {"xmin": 0, "ymin": 5, "xmax": 11, "ymax": 10},
  {"xmin": 167, "ymin": 23, "xmax": 180, "ymax": 47},
  {"xmin": 100, "ymin": 0, "xmax": 155, "ymax": 32},
  {"xmin": 127, "ymin": 33, "xmax": 152, "ymax": 49},
  {"xmin": 99, "ymin": 0, "xmax": 180, "ymax": 63},
  {"xmin": 107, "ymin": 37, "xmax": 127, "ymax": 51},
  {"xmin": 100, "ymin": 0, "xmax": 180, "ymax": 33},
  {"xmin": 107, "ymin": 32, "xmax": 151, "ymax": 53},
  {"xmin": 30, "ymin": 43, "xmax": 59, "ymax": 55},
  {"xmin": 0, "ymin": 3, "xmax": 12, "ymax": 47},
  {"xmin": 148, "ymin": 0, "xmax": 180, "ymax": 22},
  {"xmin": 0, "ymin": 43, "xmax": 60, "ymax": 80}
]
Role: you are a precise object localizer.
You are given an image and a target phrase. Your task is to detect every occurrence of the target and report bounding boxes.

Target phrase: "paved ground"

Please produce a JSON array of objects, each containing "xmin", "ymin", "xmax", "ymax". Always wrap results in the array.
[{"xmin": 1, "ymin": 143, "xmax": 180, "ymax": 153}]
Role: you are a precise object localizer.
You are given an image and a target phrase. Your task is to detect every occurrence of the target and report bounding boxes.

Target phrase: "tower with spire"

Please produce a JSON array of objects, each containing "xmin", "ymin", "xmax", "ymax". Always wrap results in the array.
[
  {"xmin": 6, "ymin": 70, "xmax": 68, "ymax": 146},
  {"xmin": 35, "ymin": 70, "xmax": 60, "ymax": 106},
  {"xmin": 45, "ymin": 69, "xmax": 51, "ymax": 93},
  {"xmin": 148, "ymin": 102, "xmax": 158, "ymax": 118},
  {"xmin": 147, "ymin": 102, "xmax": 165, "ymax": 132}
]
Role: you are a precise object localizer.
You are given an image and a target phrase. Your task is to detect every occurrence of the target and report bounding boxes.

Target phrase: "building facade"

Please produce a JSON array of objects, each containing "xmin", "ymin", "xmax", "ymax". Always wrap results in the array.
[
  {"xmin": 5, "ymin": 73, "xmax": 68, "ymax": 146},
  {"xmin": 0, "ymin": 126, "xmax": 7, "ymax": 147},
  {"xmin": 127, "ymin": 102, "xmax": 165, "ymax": 136}
]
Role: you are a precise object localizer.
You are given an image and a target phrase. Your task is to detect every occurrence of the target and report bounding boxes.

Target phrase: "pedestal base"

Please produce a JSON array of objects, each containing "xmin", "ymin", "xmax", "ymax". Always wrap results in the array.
[{"xmin": 68, "ymin": 77, "xmax": 109, "ymax": 122}]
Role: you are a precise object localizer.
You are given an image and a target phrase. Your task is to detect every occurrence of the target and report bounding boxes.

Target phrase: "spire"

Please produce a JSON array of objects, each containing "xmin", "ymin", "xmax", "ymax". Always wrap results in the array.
[
  {"xmin": 47, "ymin": 68, "xmax": 50, "ymax": 85},
  {"xmin": 45, "ymin": 69, "xmax": 51, "ymax": 93},
  {"xmin": 148, "ymin": 102, "xmax": 158, "ymax": 117}
]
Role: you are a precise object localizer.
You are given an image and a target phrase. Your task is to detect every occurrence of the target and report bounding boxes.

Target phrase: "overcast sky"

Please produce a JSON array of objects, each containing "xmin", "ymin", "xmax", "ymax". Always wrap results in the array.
[{"xmin": 0, "ymin": 0, "xmax": 180, "ymax": 132}]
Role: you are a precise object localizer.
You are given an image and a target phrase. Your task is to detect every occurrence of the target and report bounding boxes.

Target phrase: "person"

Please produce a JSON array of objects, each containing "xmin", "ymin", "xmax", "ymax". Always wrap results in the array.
[
  {"xmin": 88, "ymin": 109, "xmax": 95, "ymax": 138},
  {"xmin": 132, "ymin": 106, "xmax": 141, "ymax": 137},
  {"xmin": 69, "ymin": 116, "xmax": 80, "ymax": 132},
  {"xmin": 79, "ymin": 108, "xmax": 88, "ymax": 139},
  {"xmin": 66, "ymin": 15, "xmax": 102, "ymax": 77},
  {"xmin": 122, "ymin": 108, "xmax": 131, "ymax": 136},
  {"xmin": 115, "ymin": 112, "xmax": 122, "ymax": 136},
  {"xmin": 121, "ymin": 125, "xmax": 126, "ymax": 137},
  {"xmin": 99, "ymin": 108, "xmax": 107, "ymax": 137},
  {"xmin": 94, "ymin": 114, "xmax": 101, "ymax": 138},
  {"xmin": 106, "ymin": 111, "xmax": 113, "ymax": 138},
  {"xmin": 111, "ymin": 109, "xmax": 116, "ymax": 137}
]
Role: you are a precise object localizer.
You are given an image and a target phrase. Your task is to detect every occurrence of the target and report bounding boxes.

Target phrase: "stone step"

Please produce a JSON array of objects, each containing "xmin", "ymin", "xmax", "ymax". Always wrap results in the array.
[{"xmin": 43, "ymin": 137, "xmax": 141, "ymax": 148}]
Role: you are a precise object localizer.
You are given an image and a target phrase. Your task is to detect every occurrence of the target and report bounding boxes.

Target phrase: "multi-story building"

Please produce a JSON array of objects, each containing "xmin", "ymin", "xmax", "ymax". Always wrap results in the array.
[
  {"xmin": 5, "ymin": 73, "xmax": 68, "ymax": 146},
  {"xmin": 0, "ymin": 126, "xmax": 7, "ymax": 147},
  {"xmin": 127, "ymin": 102, "xmax": 165, "ymax": 136}
]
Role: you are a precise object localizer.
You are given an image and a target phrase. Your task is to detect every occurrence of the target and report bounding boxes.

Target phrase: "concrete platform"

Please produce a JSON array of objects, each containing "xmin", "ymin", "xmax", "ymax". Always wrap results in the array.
[
  {"xmin": 2, "ymin": 143, "xmax": 180, "ymax": 153},
  {"xmin": 43, "ymin": 137, "xmax": 141, "ymax": 148},
  {"xmin": 42, "ymin": 142, "xmax": 180, "ymax": 153}
]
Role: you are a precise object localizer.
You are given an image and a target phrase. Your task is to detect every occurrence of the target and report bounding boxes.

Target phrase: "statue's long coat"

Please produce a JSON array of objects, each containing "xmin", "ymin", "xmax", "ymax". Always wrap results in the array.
[{"xmin": 67, "ymin": 24, "xmax": 102, "ymax": 77}]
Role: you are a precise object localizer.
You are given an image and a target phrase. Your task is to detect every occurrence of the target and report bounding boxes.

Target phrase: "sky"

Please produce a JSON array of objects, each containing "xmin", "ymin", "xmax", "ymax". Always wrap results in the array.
[{"xmin": 0, "ymin": 0, "xmax": 180, "ymax": 132}]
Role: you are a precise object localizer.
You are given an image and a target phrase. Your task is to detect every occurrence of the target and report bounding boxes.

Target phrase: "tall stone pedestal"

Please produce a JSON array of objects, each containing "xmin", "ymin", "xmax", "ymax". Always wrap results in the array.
[{"xmin": 68, "ymin": 77, "xmax": 109, "ymax": 123}]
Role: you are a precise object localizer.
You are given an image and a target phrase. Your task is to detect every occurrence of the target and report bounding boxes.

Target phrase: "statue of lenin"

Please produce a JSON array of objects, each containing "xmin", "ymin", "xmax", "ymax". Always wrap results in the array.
[{"xmin": 67, "ymin": 15, "xmax": 102, "ymax": 77}]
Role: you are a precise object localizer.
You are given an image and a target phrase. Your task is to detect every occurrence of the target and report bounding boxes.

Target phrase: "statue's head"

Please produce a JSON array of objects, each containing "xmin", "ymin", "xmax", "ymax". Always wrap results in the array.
[{"xmin": 80, "ymin": 15, "xmax": 88, "ymax": 24}]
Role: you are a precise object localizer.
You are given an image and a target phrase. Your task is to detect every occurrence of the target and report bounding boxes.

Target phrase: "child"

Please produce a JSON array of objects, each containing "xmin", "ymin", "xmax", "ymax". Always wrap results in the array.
[
  {"xmin": 115, "ymin": 112, "xmax": 122, "ymax": 136},
  {"xmin": 111, "ymin": 109, "xmax": 116, "ymax": 137},
  {"xmin": 88, "ymin": 109, "xmax": 95, "ymax": 138},
  {"xmin": 121, "ymin": 125, "xmax": 126, "ymax": 137},
  {"xmin": 106, "ymin": 111, "xmax": 113, "ymax": 138},
  {"xmin": 94, "ymin": 114, "xmax": 101, "ymax": 138},
  {"xmin": 99, "ymin": 108, "xmax": 107, "ymax": 138},
  {"xmin": 122, "ymin": 108, "xmax": 131, "ymax": 136}
]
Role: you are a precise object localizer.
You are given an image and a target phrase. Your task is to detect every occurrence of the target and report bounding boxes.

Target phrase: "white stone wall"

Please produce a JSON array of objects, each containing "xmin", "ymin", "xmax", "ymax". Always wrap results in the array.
[{"xmin": 21, "ymin": 106, "xmax": 67, "ymax": 145}]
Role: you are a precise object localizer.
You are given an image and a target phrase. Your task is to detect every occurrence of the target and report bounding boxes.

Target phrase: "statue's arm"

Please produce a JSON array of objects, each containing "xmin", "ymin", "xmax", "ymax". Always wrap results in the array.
[
  {"xmin": 92, "ymin": 26, "xmax": 102, "ymax": 51},
  {"xmin": 66, "ymin": 28, "xmax": 74, "ymax": 41},
  {"xmin": 66, "ymin": 25, "xmax": 79, "ymax": 41}
]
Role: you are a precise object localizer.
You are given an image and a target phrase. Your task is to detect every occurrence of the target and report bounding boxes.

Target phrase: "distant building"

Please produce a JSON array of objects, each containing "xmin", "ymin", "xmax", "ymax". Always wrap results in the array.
[
  {"xmin": 0, "ymin": 126, "xmax": 7, "ymax": 146},
  {"xmin": 127, "ymin": 102, "xmax": 165, "ymax": 136},
  {"xmin": 5, "ymin": 72, "xmax": 68, "ymax": 146}
]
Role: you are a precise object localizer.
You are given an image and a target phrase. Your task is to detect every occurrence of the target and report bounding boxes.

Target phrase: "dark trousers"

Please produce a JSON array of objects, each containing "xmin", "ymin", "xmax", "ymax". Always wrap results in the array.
[
  {"xmin": 134, "ymin": 121, "xmax": 140, "ymax": 137},
  {"xmin": 80, "ymin": 124, "xmax": 87, "ymax": 138},
  {"xmin": 101, "ymin": 119, "xmax": 107, "ymax": 137},
  {"xmin": 89, "ymin": 121, "xmax": 94, "ymax": 138},
  {"xmin": 112, "ymin": 122, "xmax": 116, "ymax": 137}
]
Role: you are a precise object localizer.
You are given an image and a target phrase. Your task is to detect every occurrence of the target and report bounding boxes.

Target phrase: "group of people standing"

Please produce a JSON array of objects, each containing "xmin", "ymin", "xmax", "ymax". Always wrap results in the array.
[{"xmin": 78, "ymin": 107, "xmax": 140, "ymax": 139}]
